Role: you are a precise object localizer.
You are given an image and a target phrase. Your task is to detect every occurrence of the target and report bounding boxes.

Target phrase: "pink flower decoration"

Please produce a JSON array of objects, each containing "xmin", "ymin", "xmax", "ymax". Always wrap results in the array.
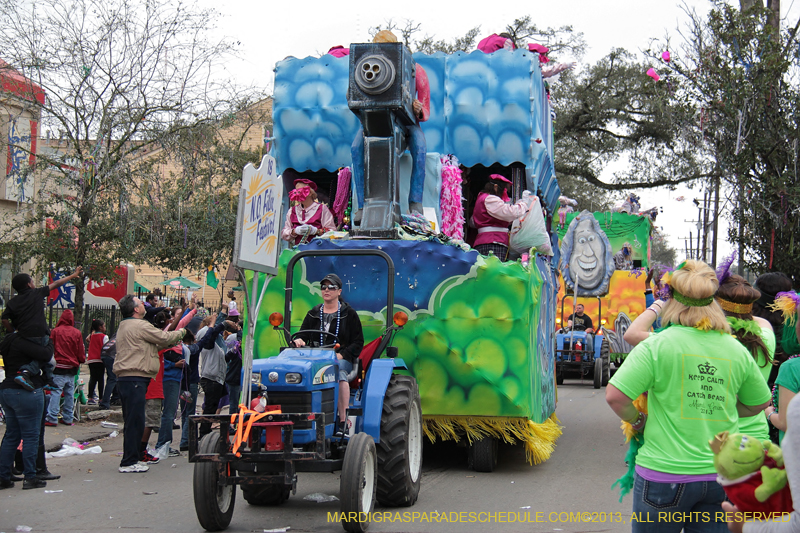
[
  {"xmin": 646, "ymin": 68, "xmax": 660, "ymax": 81},
  {"xmin": 662, "ymin": 51, "xmax": 671, "ymax": 62}
]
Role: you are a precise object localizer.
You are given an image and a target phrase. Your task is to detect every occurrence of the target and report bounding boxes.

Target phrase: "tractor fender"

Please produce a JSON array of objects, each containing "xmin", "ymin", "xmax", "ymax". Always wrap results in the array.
[{"xmin": 360, "ymin": 358, "xmax": 408, "ymax": 442}]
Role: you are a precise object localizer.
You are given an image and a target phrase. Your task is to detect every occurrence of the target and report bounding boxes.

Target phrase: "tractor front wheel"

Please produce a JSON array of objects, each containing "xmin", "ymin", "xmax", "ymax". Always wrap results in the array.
[
  {"xmin": 340, "ymin": 432, "xmax": 377, "ymax": 532},
  {"xmin": 193, "ymin": 432, "xmax": 235, "ymax": 531},
  {"xmin": 593, "ymin": 358, "xmax": 603, "ymax": 389}
]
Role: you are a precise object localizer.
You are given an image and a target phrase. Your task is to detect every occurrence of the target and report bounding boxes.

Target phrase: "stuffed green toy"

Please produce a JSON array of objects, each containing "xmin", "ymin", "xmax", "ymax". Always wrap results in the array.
[{"xmin": 710, "ymin": 431, "xmax": 793, "ymax": 513}]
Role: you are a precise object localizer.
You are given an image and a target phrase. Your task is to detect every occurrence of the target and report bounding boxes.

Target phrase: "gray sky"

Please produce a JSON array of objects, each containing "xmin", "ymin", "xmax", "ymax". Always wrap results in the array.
[{"xmin": 204, "ymin": 0, "xmax": 800, "ymax": 263}]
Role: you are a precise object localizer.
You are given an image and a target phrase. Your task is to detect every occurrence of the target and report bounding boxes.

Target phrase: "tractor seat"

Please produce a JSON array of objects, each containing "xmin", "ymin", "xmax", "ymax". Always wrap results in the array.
[{"xmin": 347, "ymin": 336, "xmax": 383, "ymax": 388}]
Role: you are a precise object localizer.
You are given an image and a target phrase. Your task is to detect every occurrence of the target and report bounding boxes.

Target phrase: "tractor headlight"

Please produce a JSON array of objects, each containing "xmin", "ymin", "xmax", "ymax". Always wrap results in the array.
[
  {"xmin": 251, "ymin": 372, "xmax": 262, "ymax": 385},
  {"xmin": 285, "ymin": 372, "xmax": 302, "ymax": 384}
]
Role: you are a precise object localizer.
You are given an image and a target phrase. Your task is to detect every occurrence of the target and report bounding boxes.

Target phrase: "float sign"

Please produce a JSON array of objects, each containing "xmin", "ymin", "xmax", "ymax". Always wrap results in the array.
[{"xmin": 234, "ymin": 154, "xmax": 283, "ymax": 274}]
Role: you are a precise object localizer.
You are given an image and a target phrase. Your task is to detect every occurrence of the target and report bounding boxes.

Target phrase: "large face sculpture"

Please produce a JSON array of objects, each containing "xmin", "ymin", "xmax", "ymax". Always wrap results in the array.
[{"xmin": 559, "ymin": 211, "xmax": 614, "ymax": 296}]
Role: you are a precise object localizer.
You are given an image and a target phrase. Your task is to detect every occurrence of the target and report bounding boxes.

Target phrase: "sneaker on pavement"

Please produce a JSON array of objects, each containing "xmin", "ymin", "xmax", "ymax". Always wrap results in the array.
[
  {"xmin": 0, "ymin": 478, "xmax": 14, "ymax": 489},
  {"xmin": 22, "ymin": 478, "xmax": 46, "ymax": 490},
  {"xmin": 179, "ymin": 444, "xmax": 189, "ymax": 452},
  {"xmin": 14, "ymin": 373, "xmax": 34, "ymax": 391},
  {"xmin": 141, "ymin": 452, "xmax": 160, "ymax": 464},
  {"xmin": 119, "ymin": 463, "xmax": 149, "ymax": 473},
  {"xmin": 58, "ymin": 419, "xmax": 73, "ymax": 426},
  {"xmin": 44, "ymin": 420, "xmax": 58, "ymax": 427},
  {"xmin": 87, "ymin": 398, "xmax": 97, "ymax": 405},
  {"xmin": 37, "ymin": 470, "xmax": 61, "ymax": 481},
  {"xmin": 167, "ymin": 448, "xmax": 181, "ymax": 457}
]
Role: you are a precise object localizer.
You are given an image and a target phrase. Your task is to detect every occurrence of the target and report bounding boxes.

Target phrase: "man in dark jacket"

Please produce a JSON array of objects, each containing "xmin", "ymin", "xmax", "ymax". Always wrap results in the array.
[{"xmin": 45, "ymin": 310, "xmax": 85, "ymax": 426}]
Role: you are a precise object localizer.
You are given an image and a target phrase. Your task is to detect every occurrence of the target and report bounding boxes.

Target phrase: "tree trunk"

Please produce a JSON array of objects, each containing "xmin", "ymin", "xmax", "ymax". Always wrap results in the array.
[
  {"xmin": 740, "ymin": 0, "xmax": 761, "ymax": 11},
  {"xmin": 767, "ymin": 0, "xmax": 781, "ymax": 32}
]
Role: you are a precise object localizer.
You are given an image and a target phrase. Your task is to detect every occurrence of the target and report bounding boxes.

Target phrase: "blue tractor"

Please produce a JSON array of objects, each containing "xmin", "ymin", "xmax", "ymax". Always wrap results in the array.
[
  {"xmin": 554, "ymin": 296, "xmax": 610, "ymax": 389},
  {"xmin": 188, "ymin": 249, "xmax": 423, "ymax": 532}
]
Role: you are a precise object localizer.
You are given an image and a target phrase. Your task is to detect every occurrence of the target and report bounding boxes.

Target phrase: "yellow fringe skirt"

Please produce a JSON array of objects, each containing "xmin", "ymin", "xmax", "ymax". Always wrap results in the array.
[{"xmin": 422, "ymin": 413, "xmax": 563, "ymax": 466}]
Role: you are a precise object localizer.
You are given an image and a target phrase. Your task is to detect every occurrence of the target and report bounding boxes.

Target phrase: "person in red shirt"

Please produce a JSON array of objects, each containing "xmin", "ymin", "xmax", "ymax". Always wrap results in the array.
[
  {"xmin": 85, "ymin": 319, "xmax": 108, "ymax": 404},
  {"xmin": 44, "ymin": 310, "xmax": 85, "ymax": 426}
]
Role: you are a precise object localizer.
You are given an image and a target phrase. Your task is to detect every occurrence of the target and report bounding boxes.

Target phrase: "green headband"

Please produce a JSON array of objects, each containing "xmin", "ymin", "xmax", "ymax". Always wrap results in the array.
[{"xmin": 672, "ymin": 289, "xmax": 715, "ymax": 307}]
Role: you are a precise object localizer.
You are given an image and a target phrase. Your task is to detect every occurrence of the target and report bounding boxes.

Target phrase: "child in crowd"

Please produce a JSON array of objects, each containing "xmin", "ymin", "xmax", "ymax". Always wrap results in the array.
[{"xmin": 85, "ymin": 319, "xmax": 108, "ymax": 404}]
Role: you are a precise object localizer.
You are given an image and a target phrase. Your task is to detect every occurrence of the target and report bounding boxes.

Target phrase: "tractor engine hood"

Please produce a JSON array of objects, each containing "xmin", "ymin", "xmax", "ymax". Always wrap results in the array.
[{"xmin": 252, "ymin": 348, "xmax": 339, "ymax": 391}]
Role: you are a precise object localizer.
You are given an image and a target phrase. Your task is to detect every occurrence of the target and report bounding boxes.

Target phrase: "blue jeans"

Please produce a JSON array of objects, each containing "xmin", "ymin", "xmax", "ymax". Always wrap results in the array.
[
  {"xmin": 180, "ymin": 382, "xmax": 199, "ymax": 448},
  {"xmin": 351, "ymin": 122, "xmax": 426, "ymax": 210},
  {"xmin": 156, "ymin": 380, "xmax": 180, "ymax": 449},
  {"xmin": 0, "ymin": 388, "xmax": 44, "ymax": 480},
  {"xmin": 99, "ymin": 355, "xmax": 117, "ymax": 409},
  {"xmin": 46, "ymin": 373, "xmax": 75, "ymax": 424},
  {"xmin": 228, "ymin": 385, "xmax": 241, "ymax": 416},
  {"xmin": 117, "ymin": 378, "xmax": 148, "ymax": 467},
  {"xmin": 631, "ymin": 473, "xmax": 728, "ymax": 533}
]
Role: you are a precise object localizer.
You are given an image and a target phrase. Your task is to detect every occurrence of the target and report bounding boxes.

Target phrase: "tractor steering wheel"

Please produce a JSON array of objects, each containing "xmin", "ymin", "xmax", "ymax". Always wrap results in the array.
[{"xmin": 290, "ymin": 330, "xmax": 339, "ymax": 349}]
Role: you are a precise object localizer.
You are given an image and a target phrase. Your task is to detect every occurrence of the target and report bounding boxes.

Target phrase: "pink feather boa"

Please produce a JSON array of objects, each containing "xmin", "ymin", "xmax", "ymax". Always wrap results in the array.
[
  {"xmin": 439, "ymin": 157, "xmax": 464, "ymax": 240},
  {"xmin": 332, "ymin": 167, "xmax": 351, "ymax": 224}
]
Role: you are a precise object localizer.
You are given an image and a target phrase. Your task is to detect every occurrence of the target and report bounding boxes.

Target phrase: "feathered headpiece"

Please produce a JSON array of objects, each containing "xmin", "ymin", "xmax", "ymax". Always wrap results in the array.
[
  {"xmin": 715, "ymin": 251, "xmax": 737, "ymax": 285},
  {"xmin": 769, "ymin": 291, "xmax": 800, "ymax": 321}
]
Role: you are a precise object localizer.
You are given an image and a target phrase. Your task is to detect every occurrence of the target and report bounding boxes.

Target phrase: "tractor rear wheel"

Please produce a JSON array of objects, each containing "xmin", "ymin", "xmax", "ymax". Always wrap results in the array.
[
  {"xmin": 376, "ymin": 374, "xmax": 423, "ymax": 507},
  {"xmin": 193, "ymin": 431, "xmax": 235, "ymax": 531}
]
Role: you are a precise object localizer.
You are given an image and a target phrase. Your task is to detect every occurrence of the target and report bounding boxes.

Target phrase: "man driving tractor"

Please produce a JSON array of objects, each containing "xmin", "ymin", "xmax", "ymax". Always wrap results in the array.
[{"xmin": 567, "ymin": 304, "xmax": 594, "ymax": 352}]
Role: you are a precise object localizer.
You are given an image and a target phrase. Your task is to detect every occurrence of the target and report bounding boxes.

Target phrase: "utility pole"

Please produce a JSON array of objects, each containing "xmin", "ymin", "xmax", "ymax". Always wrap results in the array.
[
  {"xmin": 711, "ymin": 176, "xmax": 720, "ymax": 267},
  {"xmin": 697, "ymin": 200, "xmax": 703, "ymax": 260},
  {"xmin": 738, "ymin": 179, "xmax": 745, "ymax": 275}
]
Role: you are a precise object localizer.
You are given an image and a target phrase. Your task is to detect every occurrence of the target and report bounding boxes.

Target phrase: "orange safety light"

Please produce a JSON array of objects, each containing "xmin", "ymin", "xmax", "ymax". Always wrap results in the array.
[
  {"xmin": 269, "ymin": 312, "xmax": 284, "ymax": 327},
  {"xmin": 393, "ymin": 311, "xmax": 408, "ymax": 326}
]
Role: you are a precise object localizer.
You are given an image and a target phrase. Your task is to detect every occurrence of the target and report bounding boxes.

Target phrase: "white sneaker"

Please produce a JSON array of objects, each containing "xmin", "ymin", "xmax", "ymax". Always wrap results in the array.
[{"xmin": 119, "ymin": 463, "xmax": 149, "ymax": 473}]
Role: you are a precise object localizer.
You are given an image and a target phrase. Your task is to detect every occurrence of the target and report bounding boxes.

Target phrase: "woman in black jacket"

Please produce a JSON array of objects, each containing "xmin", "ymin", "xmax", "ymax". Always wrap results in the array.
[{"xmin": 293, "ymin": 273, "xmax": 363, "ymax": 431}]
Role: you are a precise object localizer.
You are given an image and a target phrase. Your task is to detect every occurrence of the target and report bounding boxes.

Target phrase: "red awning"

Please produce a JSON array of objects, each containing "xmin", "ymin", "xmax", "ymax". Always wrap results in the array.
[{"xmin": 0, "ymin": 59, "xmax": 45, "ymax": 105}]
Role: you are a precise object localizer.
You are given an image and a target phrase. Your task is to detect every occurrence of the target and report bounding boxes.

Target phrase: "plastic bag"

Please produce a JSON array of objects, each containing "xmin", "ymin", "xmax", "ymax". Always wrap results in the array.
[
  {"xmin": 154, "ymin": 441, "xmax": 171, "ymax": 460},
  {"xmin": 509, "ymin": 194, "xmax": 552, "ymax": 255},
  {"xmin": 46, "ymin": 444, "xmax": 102, "ymax": 458}
]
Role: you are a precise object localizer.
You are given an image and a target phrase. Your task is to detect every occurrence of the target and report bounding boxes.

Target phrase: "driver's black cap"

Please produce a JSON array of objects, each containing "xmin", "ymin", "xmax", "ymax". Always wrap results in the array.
[{"xmin": 321, "ymin": 273, "xmax": 342, "ymax": 289}]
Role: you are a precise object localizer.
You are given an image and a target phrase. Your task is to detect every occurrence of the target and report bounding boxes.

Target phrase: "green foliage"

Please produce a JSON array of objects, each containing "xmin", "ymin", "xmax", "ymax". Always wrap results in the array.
[
  {"xmin": 650, "ymin": 231, "xmax": 678, "ymax": 268},
  {"xmin": 655, "ymin": 2, "xmax": 800, "ymax": 283},
  {"xmin": 553, "ymin": 49, "xmax": 709, "ymax": 192},
  {"xmin": 127, "ymin": 109, "xmax": 269, "ymax": 274},
  {"xmin": 0, "ymin": 0, "xmax": 263, "ymax": 313}
]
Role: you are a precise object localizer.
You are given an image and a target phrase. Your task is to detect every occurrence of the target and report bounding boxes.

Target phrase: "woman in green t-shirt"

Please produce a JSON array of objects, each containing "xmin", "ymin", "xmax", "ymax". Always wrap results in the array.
[
  {"xmin": 716, "ymin": 274, "xmax": 775, "ymax": 441},
  {"xmin": 764, "ymin": 294, "xmax": 800, "ymax": 443},
  {"xmin": 606, "ymin": 260, "xmax": 772, "ymax": 533}
]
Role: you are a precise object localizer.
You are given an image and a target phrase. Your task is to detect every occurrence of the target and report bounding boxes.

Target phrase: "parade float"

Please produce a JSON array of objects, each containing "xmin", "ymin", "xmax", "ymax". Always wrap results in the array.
[
  {"xmin": 554, "ymin": 209, "xmax": 656, "ymax": 372},
  {"xmin": 243, "ymin": 41, "xmax": 564, "ymax": 471}
]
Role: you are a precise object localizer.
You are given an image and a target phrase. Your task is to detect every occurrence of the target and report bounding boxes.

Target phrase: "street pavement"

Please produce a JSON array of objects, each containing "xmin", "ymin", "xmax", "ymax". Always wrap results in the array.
[{"xmin": 0, "ymin": 381, "xmax": 633, "ymax": 533}]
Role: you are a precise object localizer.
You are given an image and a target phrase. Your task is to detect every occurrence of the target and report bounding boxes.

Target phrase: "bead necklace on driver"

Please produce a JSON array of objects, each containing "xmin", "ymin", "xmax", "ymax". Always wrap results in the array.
[{"xmin": 321, "ymin": 300, "xmax": 341, "ymax": 346}]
